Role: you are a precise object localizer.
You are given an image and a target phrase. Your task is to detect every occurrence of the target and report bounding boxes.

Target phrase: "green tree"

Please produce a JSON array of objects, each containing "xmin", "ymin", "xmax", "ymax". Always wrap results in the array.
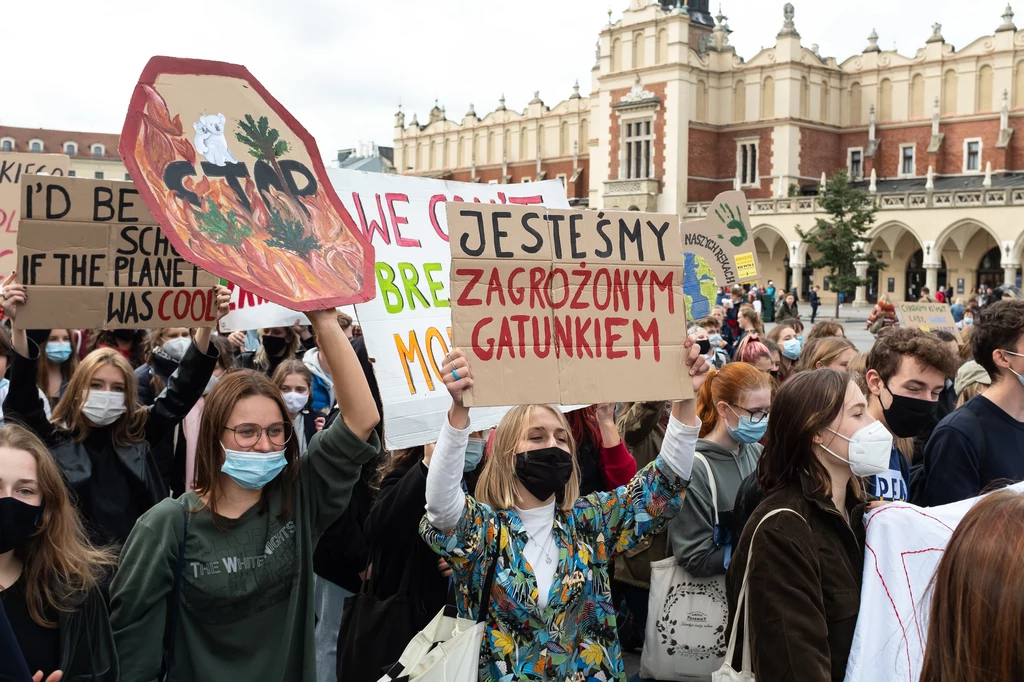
[
  {"xmin": 265, "ymin": 207, "xmax": 321, "ymax": 258},
  {"xmin": 235, "ymin": 114, "xmax": 290, "ymax": 193},
  {"xmin": 796, "ymin": 170, "xmax": 884, "ymax": 319},
  {"xmin": 195, "ymin": 198, "xmax": 252, "ymax": 247}
]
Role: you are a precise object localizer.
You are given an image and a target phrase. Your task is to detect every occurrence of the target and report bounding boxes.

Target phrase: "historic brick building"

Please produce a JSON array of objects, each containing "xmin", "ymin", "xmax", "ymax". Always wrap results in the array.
[{"xmin": 396, "ymin": 0, "xmax": 1024, "ymax": 305}]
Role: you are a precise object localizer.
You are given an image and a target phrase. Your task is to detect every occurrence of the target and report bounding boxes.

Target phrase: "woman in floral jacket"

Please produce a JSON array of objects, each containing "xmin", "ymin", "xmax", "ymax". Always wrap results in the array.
[{"xmin": 419, "ymin": 337, "xmax": 708, "ymax": 681}]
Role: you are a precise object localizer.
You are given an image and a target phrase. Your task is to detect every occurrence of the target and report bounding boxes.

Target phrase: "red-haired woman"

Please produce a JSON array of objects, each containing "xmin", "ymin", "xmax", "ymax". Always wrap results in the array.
[
  {"xmin": 667, "ymin": 363, "xmax": 773, "ymax": 577},
  {"xmin": 921, "ymin": 490, "xmax": 1024, "ymax": 682}
]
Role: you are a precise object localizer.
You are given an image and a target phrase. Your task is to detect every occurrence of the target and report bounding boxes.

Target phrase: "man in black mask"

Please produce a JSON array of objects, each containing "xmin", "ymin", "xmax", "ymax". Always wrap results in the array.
[{"xmin": 863, "ymin": 328, "xmax": 959, "ymax": 501}]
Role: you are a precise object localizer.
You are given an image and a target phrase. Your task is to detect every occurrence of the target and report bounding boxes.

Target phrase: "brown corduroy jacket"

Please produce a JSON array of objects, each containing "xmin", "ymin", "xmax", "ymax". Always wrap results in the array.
[{"xmin": 725, "ymin": 472, "xmax": 866, "ymax": 682}]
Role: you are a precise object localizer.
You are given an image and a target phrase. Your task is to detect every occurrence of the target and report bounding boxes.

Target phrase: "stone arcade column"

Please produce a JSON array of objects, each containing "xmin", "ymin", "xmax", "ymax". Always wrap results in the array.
[
  {"xmin": 924, "ymin": 264, "xmax": 941, "ymax": 298},
  {"xmin": 854, "ymin": 260, "xmax": 870, "ymax": 308}
]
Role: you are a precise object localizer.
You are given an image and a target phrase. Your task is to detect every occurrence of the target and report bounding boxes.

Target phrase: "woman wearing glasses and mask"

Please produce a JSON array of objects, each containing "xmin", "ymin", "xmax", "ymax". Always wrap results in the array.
[{"xmin": 109, "ymin": 309, "xmax": 380, "ymax": 682}]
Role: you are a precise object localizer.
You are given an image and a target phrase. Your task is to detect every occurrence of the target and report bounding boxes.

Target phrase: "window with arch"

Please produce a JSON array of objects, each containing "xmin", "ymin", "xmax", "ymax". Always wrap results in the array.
[
  {"xmin": 623, "ymin": 118, "xmax": 653, "ymax": 180},
  {"xmin": 64, "ymin": 142, "xmax": 78, "ymax": 155},
  {"xmin": 404, "ymin": 144, "xmax": 412, "ymax": 169},
  {"xmin": 695, "ymin": 80, "xmax": 708, "ymax": 123},
  {"xmin": 910, "ymin": 73, "xmax": 925, "ymax": 119},
  {"xmin": 733, "ymin": 80, "xmax": 746, "ymax": 123},
  {"xmin": 472, "ymin": 134, "xmax": 480, "ymax": 163},
  {"xmin": 580, "ymin": 118, "xmax": 589, "ymax": 148},
  {"xmin": 611, "ymin": 38, "xmax": 622, "ymax": 72},
  {"xmin": 91, "ymin": 143, "xmax": 104, "ymax": 157},
  {"xmin": 761, "ymin": 76, "xmax": 775, "ymax": 119},
  {"xmin": 656, "ymin": 29, "xmax": 668, "ymax": 64},
  {"xmin": 820, "ymin": 81, "xmax": 830, "ymax": 122},
  {"xmin": 977, "ymin": 65, "xmax": 994, "ymax": 113},
  {"xmin": 879, "ymin": 78, "xmax": 893, "ymax": 121},
  {"xmin": 800, "ymin": 77, "xmax": 810, "ymax": 119},
  {"xmin": 519, "ymin": 127, "xmax": 528, "ymax": 161},
  {"xmin": 633, "ymin": 32, "xmax": 645, "ymax": 69},
  {"xmin": 1015, "ymin": 62, "xmax": 1024, "ymax": 108},
  {"xmin": 29, "ymin": 139, "xmax": 43, "ymax": 153},
  {"xmin": 560, "ymin": 121, "xmax": 569, "ymax": 156},
  {"xmin": 0, "ymin": 138, "xmax": 12, "ymax": 152},
  {"xmin": 942, "ymin": 70, "xmax": 958, "ymax": 116},
  {"xmin": 849, "ymin": 83, "xmax": 862, "ymax": 125}
]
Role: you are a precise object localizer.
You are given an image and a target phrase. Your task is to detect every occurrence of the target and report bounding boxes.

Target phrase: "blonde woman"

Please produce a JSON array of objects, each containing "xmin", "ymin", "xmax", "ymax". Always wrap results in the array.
[
  {"xmin": 794, "ymin": 336, "xmax": 859, "ymax": 373},
  {"xmin": 418, "ymin": 337, "xmax": 708, "ymax": 681},
  {"xmin": 0, "ymin": 423, "xmax": 118, "ymax": 681},
  {"xmin": 1, "ymin": 277, "xmax": 230, "ymax": 547}
]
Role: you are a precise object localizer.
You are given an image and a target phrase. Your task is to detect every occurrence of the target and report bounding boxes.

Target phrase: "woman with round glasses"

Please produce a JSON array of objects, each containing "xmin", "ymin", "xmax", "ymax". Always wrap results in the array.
[
  {"xmin": 109, "ymin": 310, "xmax": 381, "ymax": 681},
  {"xmin": 666, "ymin": 362, "xmax": 773, "ymax": 578}
]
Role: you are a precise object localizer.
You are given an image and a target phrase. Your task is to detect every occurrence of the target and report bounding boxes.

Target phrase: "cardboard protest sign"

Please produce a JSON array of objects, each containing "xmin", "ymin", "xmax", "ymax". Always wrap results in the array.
[
  {"xmin": 680, "ymin": 191, "xmax": 759, "ymax": 292},
  {"xmin": 120, "ymin": 56, "xmax": 375, "ymax": 312},
  {"xmin": 897, "ymin": 302, "xmax": 962, "ymax": 343},
  {"xmin": 14, "ymin": 175, "xmax": 220, "ymax": 330},
  {"xmin": 323, "ymin": 169, "xmax": 570, "ymax": 449},
  {"xmin": 448, "ymin": 203, "xmax": 688, "ymax": 407},
  {"xmin": 0, "ymin": 152, "xmax": 69, "ymax": 273},
  {"xmin": 218, "ymin": 280, "xmax": 356, "ymax": 332}
]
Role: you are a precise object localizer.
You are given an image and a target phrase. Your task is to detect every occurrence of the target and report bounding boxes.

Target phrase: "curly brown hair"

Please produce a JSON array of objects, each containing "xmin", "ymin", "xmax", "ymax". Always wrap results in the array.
[{"xmin": 866, "ymin": 327, "xmax": 959, "ymax": 382}]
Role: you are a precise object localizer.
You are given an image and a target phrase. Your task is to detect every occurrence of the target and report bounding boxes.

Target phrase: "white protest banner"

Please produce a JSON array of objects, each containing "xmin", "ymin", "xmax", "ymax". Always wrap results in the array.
[
  {"xmin": 844, "ymin": 482, "xmax": 1024, "ymax": 682},
  {"xmin": 326, "ymin": 168, "xmax": 569, "ymax": 449},
  {"xmin": 219, "ymin": 281, "xmax": 355, "ymax": 332}
]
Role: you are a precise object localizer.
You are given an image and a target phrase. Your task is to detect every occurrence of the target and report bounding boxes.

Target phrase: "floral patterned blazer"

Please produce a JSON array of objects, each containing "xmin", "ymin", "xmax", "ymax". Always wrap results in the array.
[{"xmin": 419, "ymin": 456, "xmax": 689, "ymax": 682}]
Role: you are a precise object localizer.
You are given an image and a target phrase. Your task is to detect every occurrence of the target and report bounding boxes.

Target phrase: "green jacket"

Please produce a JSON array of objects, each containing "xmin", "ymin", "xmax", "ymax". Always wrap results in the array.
[
  {"xmin": 667, "ymin": 438, "xmax": 761, "ymax": 577},
  {"xmin": 109, "ymin": 412, "xmax": 381, "ymax": 682},
  {"xmin": 613, "ymin": 401, "xmax": 669, "ymax": 588}
]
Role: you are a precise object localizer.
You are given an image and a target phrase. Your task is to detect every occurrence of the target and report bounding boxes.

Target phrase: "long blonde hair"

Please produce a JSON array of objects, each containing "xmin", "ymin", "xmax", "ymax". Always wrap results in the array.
[
  {"xmin": 0, "ymin": 424, "xmax": 116, "ymax": 626},
  {"xmin": 51, "ymin": 348, "xmax": 147, "ymax": 446},
  {"xmin": 475, "ymin": 405, "xmax": 580, "ymax": 513}
]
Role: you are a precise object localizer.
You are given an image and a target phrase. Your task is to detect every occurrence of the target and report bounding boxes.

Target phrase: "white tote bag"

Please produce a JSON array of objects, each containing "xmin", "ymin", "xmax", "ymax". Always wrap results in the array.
[
  {"xmin": 640, "ymin": 454, "xmax": 728, "ymax": 682},
  {"xmin": 712, "ymin": 508, "xmax": 805, "ymax": 682},
  {"xmin": 377, "ymin": 518, "xmax": 503, "ymax": 682}
]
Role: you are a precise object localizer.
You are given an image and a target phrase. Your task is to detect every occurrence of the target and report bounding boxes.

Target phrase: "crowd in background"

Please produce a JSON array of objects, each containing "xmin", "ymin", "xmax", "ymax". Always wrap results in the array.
[{"xmin": 1, "ymin": 271, "xmax": 1023, "ymax": 682}]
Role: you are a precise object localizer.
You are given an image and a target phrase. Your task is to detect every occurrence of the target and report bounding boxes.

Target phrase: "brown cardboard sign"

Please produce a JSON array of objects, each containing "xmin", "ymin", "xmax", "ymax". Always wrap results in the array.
[
  {"xmin": 15, "ymin": 175, "xmax": 220, "ymax": 330},
  {"xmin": 680, "ymin": 191, "xmax": 759, "ymax": 286},
  {"xmin": 448, "ymin": 203, "xmax": 689, "ymax": 407},
  {"xmin": 120, "ymin": 56, "xmax": 375, "ymax": 312},
  {"xmin": 0, "ymin": 152, "xmax": 70, "ymax": 273},
  {"xmin": 897, "ymin": 303, "xmax": 962, "ymax": 343}
]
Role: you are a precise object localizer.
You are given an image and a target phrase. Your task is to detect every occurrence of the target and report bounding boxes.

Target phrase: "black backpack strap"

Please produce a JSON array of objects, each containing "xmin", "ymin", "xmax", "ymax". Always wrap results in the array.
[{"xmin": 161, "ymin": 502, "xmax": 191, "ymax": 681}]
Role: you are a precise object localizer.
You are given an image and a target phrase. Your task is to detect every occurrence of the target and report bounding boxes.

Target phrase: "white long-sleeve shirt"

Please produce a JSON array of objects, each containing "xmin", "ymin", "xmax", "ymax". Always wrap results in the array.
[{"xmin": 424, "ymin": 412, "xmax": 701, "ymax": 610}]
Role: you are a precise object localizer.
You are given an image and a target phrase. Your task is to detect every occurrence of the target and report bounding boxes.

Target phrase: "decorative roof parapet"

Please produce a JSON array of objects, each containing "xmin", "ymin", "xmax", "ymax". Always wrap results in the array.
[
  {"xmin": 777, "ymin": 3, "xmax": 799, "ymax": 38},
  {"xmin": 615, "ymin": 75, "xmax": 660, "ymax": 110},
  {"xmin": 864, "ymin": 29, "xmax": 880, "ymax": 53},
  {"xmin": 926, "ymin": 22, "xmax": 944, "ymax": 43},
  {"xmin": 997, "ymin": 4, "xmax": 1016, "ymax": 31}
]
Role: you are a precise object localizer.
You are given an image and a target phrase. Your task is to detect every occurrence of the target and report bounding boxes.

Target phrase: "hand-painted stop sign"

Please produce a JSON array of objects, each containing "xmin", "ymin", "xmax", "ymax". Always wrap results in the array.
[{"xmin": 120, "ymin": 56, "xmax": 375, "ymax": 311}]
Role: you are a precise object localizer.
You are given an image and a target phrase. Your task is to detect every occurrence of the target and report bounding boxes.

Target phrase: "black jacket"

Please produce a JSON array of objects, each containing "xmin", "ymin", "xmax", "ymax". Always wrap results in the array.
[
  {"xmin": 58, "ymin": 586, "xmax": 118, "ymax": 682},
  {"xmin": 363, "ymin": 462, "xmax": 448, "ymax": 623},
  {"xmin": 135, "ymin": 350, "xmax": 191, "ymax": 495},
  {"xmin": 4, "ymin": 339, "xmax": 218, "ymax": 547}
]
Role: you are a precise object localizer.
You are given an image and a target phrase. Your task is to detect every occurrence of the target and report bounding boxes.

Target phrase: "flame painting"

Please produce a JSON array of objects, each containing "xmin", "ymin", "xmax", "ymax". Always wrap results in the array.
[{"xmin": 120, "ymin": 56, "xmax": 375, "ymax": 311}]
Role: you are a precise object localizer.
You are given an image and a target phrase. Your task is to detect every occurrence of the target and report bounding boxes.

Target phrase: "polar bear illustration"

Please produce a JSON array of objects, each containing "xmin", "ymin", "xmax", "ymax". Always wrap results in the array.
[{"xmin": 192, "ymin": 113, "xmax": 239, "ymax": 166}]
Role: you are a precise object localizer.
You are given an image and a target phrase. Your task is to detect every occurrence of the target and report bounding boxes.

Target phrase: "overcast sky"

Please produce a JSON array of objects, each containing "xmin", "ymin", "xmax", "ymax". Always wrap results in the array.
[{"xmin": 1, "ymin": 0, "xmax": 1012, "ymax": 161}]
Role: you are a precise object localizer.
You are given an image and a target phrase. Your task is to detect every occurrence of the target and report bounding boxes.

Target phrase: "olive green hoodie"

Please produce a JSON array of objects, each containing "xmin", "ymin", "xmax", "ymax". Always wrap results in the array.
[
  {"xmin": 109, "ymin": 412, "xmax": 380, "ymax": 682},
  {"xmin": 667, "ymin": 437, "xmax": 761, "ymax": 577}
]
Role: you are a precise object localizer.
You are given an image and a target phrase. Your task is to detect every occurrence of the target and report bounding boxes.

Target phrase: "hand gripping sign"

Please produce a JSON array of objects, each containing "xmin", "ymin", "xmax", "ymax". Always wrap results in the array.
[{"xmin": 120, "ymin": 57, "xmax": 375, "ymax": 311}]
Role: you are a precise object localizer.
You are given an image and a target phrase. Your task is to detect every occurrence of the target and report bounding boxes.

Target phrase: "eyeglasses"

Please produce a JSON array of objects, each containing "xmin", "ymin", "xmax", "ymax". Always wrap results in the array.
[
  {"xmin": 730, "ymin": 405, "xmax": 770, "ymax": 424},
  {"xmin": 223, "ymin": 422, "xmax": 292, "ymax": 449}
]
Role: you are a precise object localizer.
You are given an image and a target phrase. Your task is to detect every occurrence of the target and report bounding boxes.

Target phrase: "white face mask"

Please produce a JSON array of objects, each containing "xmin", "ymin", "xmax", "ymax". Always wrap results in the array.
[
  {"xmin": 282, "ymin": 391, "xmax": 308, "ymax": 414},
  {"xmin": 82, "ymin": 390, "xmax": 127, "ymax": 427},
  {"xmin": 820, "ymin": 420, "xmax": 893, "ymax": 477},
  {"xmin": 161, "ymin": 336, "xmax": 192, "ymax": 362}
]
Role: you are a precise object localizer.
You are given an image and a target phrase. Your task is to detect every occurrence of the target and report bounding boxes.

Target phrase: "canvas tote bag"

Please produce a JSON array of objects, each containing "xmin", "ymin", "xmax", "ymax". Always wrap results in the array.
[
  {"xmin": 376, "ymin": 518, "xmax": 503, "ymax": 682},
  {"xmin": 640, "ymin": 453, "xmax": 728, "ymax": 681},
  {"xmin": 712, "ymin": 508, "xmax": 805, "ymax": 682}
]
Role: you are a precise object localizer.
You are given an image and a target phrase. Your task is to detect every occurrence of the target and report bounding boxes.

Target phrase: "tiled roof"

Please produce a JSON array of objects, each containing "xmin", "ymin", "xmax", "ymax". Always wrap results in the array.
[{"xmin": 0, "ymin": 126, "xmax": 122, "ymax": 160}]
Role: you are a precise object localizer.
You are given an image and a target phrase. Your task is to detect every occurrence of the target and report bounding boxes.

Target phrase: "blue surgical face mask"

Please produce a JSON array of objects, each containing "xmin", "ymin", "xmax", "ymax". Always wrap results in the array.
[
  {"xmin": 464, "ymin": 437, "xmax": 486, "ymax": 472},
  {"xmin": 45, "ymin": 341, "xmax": 72, "ymax": 364},
  {"xmin": 221, "ymin": 445, "xmax": 287, "ymax": 490},
  {"xmin": 725, "ymin": 406, "xmax": 769, "ymax": 444},
  {"xmin": 1003, "ymin": 350, "xmax": 1024, "ymax": 388},
  {"xmin": 963, "ymin": 317, "xmax": 974, "ymax": 326},
  {"xmin": 797, "ymin": 334, "xmax": 805, "ymax": 343},
  {"xmin": 782, "ymin": 337, "xmax": 802, "ymax": 360},
  {"xmin": 708, "ymin": 333, "xmax": 723, "ymax": 349}
]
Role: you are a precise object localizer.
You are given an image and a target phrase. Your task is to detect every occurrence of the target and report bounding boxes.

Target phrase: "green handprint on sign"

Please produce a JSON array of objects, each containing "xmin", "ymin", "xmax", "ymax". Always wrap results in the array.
[{"xmin": 714, "ymin": 203, "xmax": 749, "ymax": 247}]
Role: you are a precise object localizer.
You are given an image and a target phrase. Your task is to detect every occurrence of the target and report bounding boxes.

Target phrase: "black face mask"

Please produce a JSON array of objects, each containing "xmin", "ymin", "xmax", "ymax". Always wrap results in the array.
[
  {"xmin": 113, "ymin": 329, "xmax": 137, "ymax": 341},
  {"xmin": 514, "ymin": 446, "xmax": 574, "ymax": 503},
  {"xmin": 882, "ymin": 382, "xmax": 939, "ymax": 438},
  {"xmin": 262, "ymin": 335, "xmax": 289, "ymax": 357},
  {"xmin": 0, "ymin": 497, "xmax": 43, "ymax": 554}
]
